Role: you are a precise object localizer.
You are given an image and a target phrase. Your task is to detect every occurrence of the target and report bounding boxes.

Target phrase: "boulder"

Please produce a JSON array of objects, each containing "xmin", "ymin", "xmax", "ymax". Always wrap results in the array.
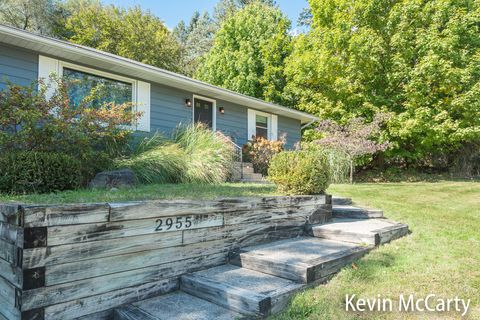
[{"xmin": 89, "ymin": 169, "xmax": 136, "ymax": 189}]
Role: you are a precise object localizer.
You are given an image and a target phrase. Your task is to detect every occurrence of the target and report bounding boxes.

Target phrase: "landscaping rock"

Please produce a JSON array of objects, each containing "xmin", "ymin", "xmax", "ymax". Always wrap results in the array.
[{"xmin": 89, "ymin": 169, "xmax": 136, "ymax": 189}]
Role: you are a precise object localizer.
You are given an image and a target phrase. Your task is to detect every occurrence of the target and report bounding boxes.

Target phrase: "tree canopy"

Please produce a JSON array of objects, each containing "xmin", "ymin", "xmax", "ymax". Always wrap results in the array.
[
  {"xmin": 60, "ymin": 3, "xmax": 182, "ymax": 72},
  {"xmin": 196, "ymin": 2, "xmax": 291, "ymax": 104},
  {"xmin": 285, "ymin": 0, "xmax": 480, "ymax": 163}
]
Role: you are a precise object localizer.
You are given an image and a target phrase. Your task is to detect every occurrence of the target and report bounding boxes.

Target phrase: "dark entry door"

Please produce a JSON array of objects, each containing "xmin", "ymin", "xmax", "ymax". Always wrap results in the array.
[{"xmin": 193, "ymin": 98, "xmax": 213, "ymax": 128}]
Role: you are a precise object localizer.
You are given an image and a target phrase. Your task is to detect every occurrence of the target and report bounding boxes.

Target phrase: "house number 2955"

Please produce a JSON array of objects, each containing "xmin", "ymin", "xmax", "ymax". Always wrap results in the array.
[{"xmin": 155, "ymin": 216, "xmax": 192, "ymax": 232}]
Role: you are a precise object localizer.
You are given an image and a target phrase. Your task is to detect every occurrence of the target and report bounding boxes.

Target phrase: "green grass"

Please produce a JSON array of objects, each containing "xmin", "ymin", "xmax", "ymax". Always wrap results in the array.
[
  {"xmin": 273, "ymin": 181, "xmax": 480, "ymax": 320},
  {"xmin": 0, "ymin": 183, "xmax": 278, "ymax": 204}
]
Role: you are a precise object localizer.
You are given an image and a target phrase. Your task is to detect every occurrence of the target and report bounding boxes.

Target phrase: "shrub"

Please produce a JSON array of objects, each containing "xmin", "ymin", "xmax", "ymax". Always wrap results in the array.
[
  {"xmin": 268, "ymin": 150, "xmax": 331, "ymax": 195},
  {"xmin": 115, "ymin": 144, "xmax": 186, "ymax": 184},
  {"xmin": 0, "ymin": 152, "xmax": 81, "ymax": 194},
  {"xmin": 0, "ymin": 79, "xmax": 141, "ymax": 184},
  {"xmin": 242, "ymin": 135, "xmax": 285, "ymax": 176},
  {"xmin": 174, "ymin": 124, "xmax": 235, "ymax": 184},
  {"xmin": 116, "ymin": 124, "xmax": 236, "ymax": 184}
]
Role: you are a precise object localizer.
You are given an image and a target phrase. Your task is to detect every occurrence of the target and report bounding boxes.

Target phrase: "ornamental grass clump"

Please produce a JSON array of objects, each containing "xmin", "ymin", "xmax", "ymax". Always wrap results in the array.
[{"xmin": 174, "ymin": 124, "xmax": 236, "ymax": 184}]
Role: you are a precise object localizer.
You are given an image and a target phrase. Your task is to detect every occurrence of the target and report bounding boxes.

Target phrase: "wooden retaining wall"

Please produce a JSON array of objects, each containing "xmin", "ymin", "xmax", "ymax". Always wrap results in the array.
[{"xmin": 0, "ymin": 195, "xmax": 331, "ymax": 320}]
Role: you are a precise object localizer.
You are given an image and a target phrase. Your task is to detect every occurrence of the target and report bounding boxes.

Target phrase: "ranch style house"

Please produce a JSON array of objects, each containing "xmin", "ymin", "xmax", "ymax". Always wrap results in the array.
[{"xmin": 0, "ymin": 24, "xmax": 318, "ymax": 149}]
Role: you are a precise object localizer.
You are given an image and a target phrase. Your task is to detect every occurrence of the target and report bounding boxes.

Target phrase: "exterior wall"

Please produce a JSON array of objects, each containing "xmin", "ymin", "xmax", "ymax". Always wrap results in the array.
[
  {"xmin": 215, "ymin": 99, "xmax": 249, "ymax": 146},
  {"xmin": 278, "ymin": 115, "xmax": 302, "ymax": 149},
  {"xmin": 0, "ymin": 43, "xmax": 38, "ymax": 90},
  {"xmin": 0, "ymin": 196, "xmax": 331, "ymax": 320},
  {"xmin": 150, "ymin": 84, "xmax": 193, "ymax": 136}
]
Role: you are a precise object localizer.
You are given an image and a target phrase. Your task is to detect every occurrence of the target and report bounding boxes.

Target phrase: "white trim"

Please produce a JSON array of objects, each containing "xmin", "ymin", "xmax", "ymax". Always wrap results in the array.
[
  {"xmin": 193, "ymin": 94, "xmax": 216, "ymax": 131},
  {"xmin": 0, "ymin": 25, "xmax": 317, "ymax": 123},
  {"xmin": 247, "ymin": 109, "xmax": 278, "ymax": 141},
  {"xmin": 136, "ymin": 81, "xmax": 151, "ymax": 132},
  {"xmin": 38, "ymin": 55, "xmax": 60, "ymax": 99}
]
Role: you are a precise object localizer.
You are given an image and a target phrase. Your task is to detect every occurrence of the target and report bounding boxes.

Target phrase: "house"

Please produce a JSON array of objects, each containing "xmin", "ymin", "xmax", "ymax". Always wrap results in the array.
[{"xmin": 0, "ymin": 25, "xmax": 318, "ymax": 150}]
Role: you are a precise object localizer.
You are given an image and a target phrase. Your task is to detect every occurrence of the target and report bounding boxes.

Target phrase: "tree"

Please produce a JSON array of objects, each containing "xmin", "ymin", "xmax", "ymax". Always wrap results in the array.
[
  {"xmin": 173, "ymin": 11, "xmax": 217, "ymax": 76},
  {"xmin": 315, "ymin": 113, "xmax": 391, "ymax": 183},
  {"xmin": 61, "ymin": 3, "xmax": 182, "ymax": 72},
  {"xmin": 196, "ymin": 2, "xmax": 291, "ymax": 104},
  {"xmin": 213, "ymin": 0, "xmax": 276, "ymax": 25},
  {"xmin": 0, "ymin": 0, "xmax": 65, "ymax": 35},
  {"xmin": 285, "ymin": 0, "xmax": 480, "ymax": 164}
]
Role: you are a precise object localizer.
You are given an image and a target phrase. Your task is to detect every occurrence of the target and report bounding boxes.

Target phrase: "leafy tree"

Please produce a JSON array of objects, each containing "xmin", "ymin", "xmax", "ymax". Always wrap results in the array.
[
  {"xmin": 61, "ymin": 3, "xmax": 183, "ymax": 72},
  {"xmin": 315, "ymin": 113, "xmax": 391, "ymax": 183},
  {"xmin": 213, "ymin": 0, "xmax": 276, "ymax": 25},
  {"xmin": 173, "ymin": 11, "xmax": 217, "ymax": 76},
  {"xmin": 196, "ymin": 2, "xmax": 291, "ymax": 104},
  {"xmin": 0, "ymin": 0, "xmax": 66, "ymax": 35},
  {"xmin": 285, "ymin": 0, "xmax": 480, "ymax": 164}
]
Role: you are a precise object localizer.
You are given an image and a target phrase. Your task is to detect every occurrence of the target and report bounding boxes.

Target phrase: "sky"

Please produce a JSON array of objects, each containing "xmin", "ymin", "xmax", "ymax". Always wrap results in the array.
[{"xmin": 101, "ymin": 0, "xmax": 309, "ymax": 29}]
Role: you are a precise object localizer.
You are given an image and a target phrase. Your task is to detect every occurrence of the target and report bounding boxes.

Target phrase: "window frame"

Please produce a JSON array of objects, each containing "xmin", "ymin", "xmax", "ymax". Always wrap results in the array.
[{"xmin": 58, "ymin": 61, "xmax": 138, "ymax": 107}]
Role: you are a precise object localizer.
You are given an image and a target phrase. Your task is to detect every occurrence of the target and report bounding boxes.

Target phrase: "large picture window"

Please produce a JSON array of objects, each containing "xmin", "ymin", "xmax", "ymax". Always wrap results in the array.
[{"xmin": 63, "ymin": 68, "xmax": 133, "ymax": 108}]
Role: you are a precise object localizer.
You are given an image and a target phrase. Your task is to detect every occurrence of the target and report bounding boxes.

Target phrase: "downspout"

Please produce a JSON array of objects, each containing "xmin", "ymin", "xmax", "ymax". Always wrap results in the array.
[{"xmin": 301, "ymin": 119, "xmax": 317, "ymax": 130}]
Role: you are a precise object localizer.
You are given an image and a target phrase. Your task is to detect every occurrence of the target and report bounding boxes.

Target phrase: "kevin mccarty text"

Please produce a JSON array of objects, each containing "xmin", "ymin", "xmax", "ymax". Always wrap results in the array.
[{"xmin": 345, "ymin": 294, "xmax": 470, "ymax": 316}]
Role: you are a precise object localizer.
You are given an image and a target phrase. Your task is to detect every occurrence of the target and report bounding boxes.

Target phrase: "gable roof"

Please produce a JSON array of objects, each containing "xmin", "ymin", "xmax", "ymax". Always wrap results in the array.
[{"xmin": 0, "ymin": 24, "xmax": 318, "ymax": 124}]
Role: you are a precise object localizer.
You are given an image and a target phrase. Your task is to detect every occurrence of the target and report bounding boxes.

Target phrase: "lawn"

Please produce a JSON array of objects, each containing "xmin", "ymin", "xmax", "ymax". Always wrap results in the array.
[
  {"xmin": 273, "ymin": 181, "xmax": 480, "ymax": 320},
  {"xmin": 0, "ymin": 182, "xmax": 279, "ymax": 204}
]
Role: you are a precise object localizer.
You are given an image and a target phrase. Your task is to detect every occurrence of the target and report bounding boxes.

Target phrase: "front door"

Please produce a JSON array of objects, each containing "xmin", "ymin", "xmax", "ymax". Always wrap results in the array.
[{"xmin": 193, "ymin": 98, "xmax": 213, "ymax": 128}]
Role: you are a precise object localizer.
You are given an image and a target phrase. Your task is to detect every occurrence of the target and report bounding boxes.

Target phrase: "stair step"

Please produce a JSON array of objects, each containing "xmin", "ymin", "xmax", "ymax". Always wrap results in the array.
[
  {"xmin": 333, "ymin": 205, "xmax": 383, "ymax": 219},
  {"xmin": 242, "ymin": 173, "xmax": 263, "ymax": 180},
  {"xmin": 181, "ymin": 264, "xmax": 302, "ymax": 317},
  {"xmin": 114, "ymin": 291, "xmax": 241, "ymax": 320},
  {"xmin": 231, "ymin": 237, "xmax": 370, "ymax": 284},
  {"xmin": 311, "ymin": 218, "xmax": 409, "ymax": 246},
  {"xmin": 332, "ymin": 196, "xmax": 353, "ymax": 205}
]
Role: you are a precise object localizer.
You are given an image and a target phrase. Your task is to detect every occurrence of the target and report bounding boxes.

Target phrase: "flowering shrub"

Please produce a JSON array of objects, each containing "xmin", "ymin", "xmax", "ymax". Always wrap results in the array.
[
  {"xmin": 242, "ymin": 135, "xmax": 285, "ymax": 176},
  {"xmin": 0, "ymin": 78, "xmax": 141, "ymax": 187}
]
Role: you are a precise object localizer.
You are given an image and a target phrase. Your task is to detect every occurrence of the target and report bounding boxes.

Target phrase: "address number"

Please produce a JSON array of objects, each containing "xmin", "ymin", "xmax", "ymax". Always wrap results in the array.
[{"xmin": 155, "ymin": 216, "xmax": 192, "ymax": 231}]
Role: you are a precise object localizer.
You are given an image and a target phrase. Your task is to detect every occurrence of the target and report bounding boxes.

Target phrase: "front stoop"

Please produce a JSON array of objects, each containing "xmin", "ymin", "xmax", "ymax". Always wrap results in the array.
[
  {"xmin": 114, "ymin": 200, "xmax": 409, "ymax": 320},
  {"xmin": 232, "ymin": 162, "xmax": 267, "ymax": 183}
]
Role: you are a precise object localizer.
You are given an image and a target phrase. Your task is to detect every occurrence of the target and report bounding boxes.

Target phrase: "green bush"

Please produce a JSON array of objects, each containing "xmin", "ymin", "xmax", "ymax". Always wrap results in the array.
[
  {"xmin": 0, "ymin": 152, "xmax": 81, "ymax": 194},
  {"xmin": 174, "ymin": 124, "xmax": 235, "ymax": 184},
  {"xmin": 268, "ymin": 150, "xmax": 331, "ymax": 195},
  {"xmin": 115, "ymin": 144, "xmax": 186, "ymax": 184},
  {"xmin": 116, "ymin": 124, "xmax": 235, "ymax": 184},
  {"xmin": 0, "ymin": 80, "xmax": 140, "ymax": 186}
]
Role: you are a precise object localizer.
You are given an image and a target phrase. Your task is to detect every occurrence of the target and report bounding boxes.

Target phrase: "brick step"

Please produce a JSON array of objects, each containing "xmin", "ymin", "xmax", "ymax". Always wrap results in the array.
[
  {"xmin": 333, "ymin": 205, "xmax": 384, "ymax": 219},
  {"xmin": 230, "ymin": 237, "xmax": 370, "ymax": 284},
  {"xmin": 113, "ymin": 291, "xmax": 242, "ymax": 320},
  {"xmin": 311, "ymin": 218, "xmax": 409, "ymax": 246},
  {"xmin": 181, "ymin": 264, "xmax": 302, "ymax": 317}
]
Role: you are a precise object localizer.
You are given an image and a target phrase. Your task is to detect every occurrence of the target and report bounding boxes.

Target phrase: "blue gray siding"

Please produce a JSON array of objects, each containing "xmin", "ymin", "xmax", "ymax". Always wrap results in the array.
[
  {"xmin": 150, "ymin": 84, "xmax": 192, "ymax": 136},
  {"xmin": 0, "ymin": 43, "xmax": 38, "ymax": 90},
  {"xmin": 215, "ymin": 99, "xmax": 248, "ymax": 146},
  {"xmin": 278, "ymin": 115, "xmax": 301, "ymax": 149}
]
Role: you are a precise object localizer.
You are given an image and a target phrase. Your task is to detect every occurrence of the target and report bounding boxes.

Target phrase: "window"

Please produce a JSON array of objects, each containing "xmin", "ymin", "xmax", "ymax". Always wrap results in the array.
[
  {"xmin": 38, "ymin": 56, "xmax": 151, "ymax": 132},
  {"xmin": 255, "ymin": 114, "xmax": 268, "ymax": 139},
  {"xmin": 63, "ymin": 68, "xmax": 133, "ymax": 108},
  {"xmin": 247, "ymin": 109, "xmax": 278, "ymax": 141}
]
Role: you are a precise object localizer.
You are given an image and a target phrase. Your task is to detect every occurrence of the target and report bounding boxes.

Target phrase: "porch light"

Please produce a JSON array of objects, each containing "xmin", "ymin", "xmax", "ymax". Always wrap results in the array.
[
  {"xmin": 185, "ymin": 99, "xmax": 192, "ymax": 107},
  {"xmin": 219, "ymin": 106, "xmax": 225, "ymax": 114}
]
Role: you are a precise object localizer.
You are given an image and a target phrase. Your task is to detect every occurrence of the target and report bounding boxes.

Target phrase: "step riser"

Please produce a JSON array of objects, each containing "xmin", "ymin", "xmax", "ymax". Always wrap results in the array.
[
  {"xmin": 333, "ymin": 207, "xmax": 383, "ymax": 219},
  {"xmin": 181, "ymin": 275, "xmax": 271, "ymax": 316},
  {"xmin": 332, "ymin": 197, "xmax": 353, "ymax": 205},
  {"xmin": 312, "ymin": 230, "xmax": 379, "ymax": 246},
  {"xmin": 310, "ymin": 247, "xmax": 371, "ymax": 281}
]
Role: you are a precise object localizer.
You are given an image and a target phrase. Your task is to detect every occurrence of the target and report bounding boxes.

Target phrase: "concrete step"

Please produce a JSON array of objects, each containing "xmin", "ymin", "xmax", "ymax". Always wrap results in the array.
[
  {"xmin": 332, "ymin": 196, "xmax": 353, "ymax": 205},
  {"xmin": 114, "ymin": 291, "xmax": 242, "ymax": 320},
  {"xmin": 242, "ymin": 172, "xmax": 263, "ymax": 180},
  {"xmin": 231, "ymin": 237, "xmax": 370, "ymax": 284},
  {"xmin": 311, "ymin": 218, "xmax": 409, "ymax": 246},
  {"xmin": 181, "ymin": 264, "xmax": 302, "ymax": 317},
  {"xmin": 333, "ymin": 205, "xmax": 384, "ymax": 219}
]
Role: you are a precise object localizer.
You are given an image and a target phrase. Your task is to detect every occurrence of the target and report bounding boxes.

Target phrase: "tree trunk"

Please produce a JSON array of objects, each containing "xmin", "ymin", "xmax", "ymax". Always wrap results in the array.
[{"xmin": 349, "ymin": 160, "xmax": 354, "ymax": 184}]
